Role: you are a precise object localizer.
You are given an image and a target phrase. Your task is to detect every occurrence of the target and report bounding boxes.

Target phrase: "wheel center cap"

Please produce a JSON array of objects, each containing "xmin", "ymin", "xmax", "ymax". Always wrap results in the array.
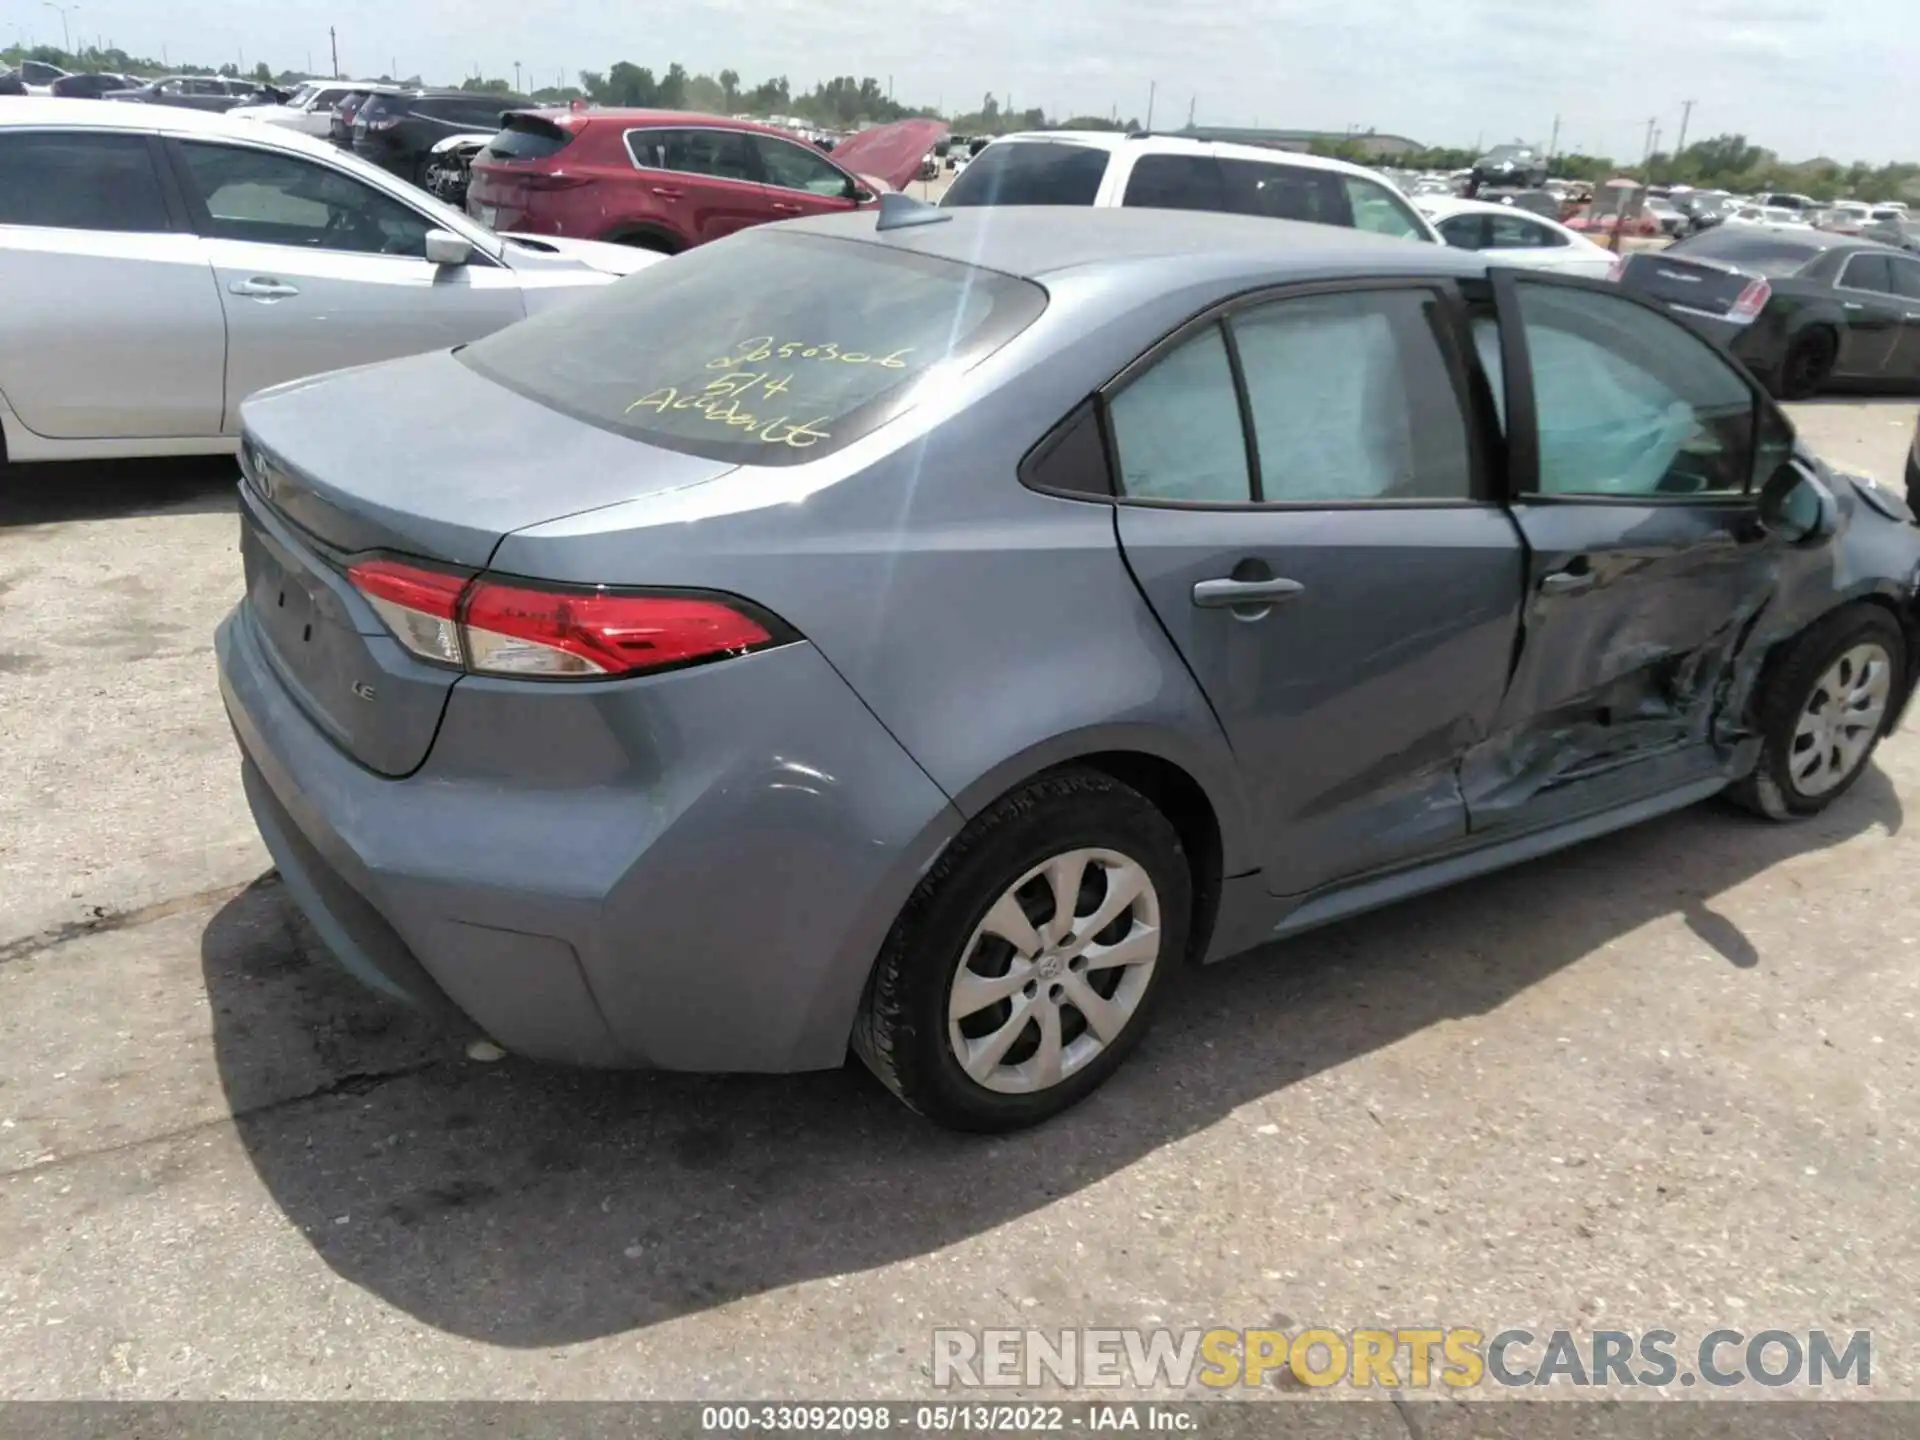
[{"xmin": 1037, "ymin": 955, "xmax": 1063, "ymax": 980}]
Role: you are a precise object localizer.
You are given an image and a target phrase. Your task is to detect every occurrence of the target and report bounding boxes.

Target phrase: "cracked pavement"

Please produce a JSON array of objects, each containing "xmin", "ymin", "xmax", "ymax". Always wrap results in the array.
[{"xmin": 1, "ymin": 401, "xmax": 1918, "ymax": 1400}]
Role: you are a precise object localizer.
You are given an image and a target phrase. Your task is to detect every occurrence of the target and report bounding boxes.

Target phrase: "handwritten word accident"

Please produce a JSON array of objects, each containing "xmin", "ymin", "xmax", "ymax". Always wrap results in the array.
[{"xmin": 626, "ymin": 373, "xmax": 832, "ymax": 451}]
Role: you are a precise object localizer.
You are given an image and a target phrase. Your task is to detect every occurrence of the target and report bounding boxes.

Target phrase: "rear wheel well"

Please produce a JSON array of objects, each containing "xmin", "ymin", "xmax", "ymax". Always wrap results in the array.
[
  {"xmin": 1060, "ymin": 752, "xmax": 1223, "ymax": 965},
  {"xmin": 603, "ymin": 225, "xmax": 684, "ymax": 254}
]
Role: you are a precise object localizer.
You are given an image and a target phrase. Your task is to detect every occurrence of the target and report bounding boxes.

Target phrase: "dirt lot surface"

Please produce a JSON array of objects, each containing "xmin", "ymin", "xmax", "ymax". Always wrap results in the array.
[{"xmin": 1, "ymin": 399, "xmax": 1916, "ymax": 1401}]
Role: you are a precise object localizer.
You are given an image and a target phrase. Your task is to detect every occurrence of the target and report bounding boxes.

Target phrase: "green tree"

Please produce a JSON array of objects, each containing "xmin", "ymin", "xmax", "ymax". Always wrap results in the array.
[
  {"xmin": 459, "ymin": 75, "xmax": 514, "ymax": 95},
  {"xmin": 718, "ymin": 68, "xmax": 740, "ymax": 111},
  {"xmin": 660, "ymin": 61, "xmax": 688, "ymax": 110},
  {"xmin": 253, "ymin": 61, "xmax": 272, "ymax": 84}
]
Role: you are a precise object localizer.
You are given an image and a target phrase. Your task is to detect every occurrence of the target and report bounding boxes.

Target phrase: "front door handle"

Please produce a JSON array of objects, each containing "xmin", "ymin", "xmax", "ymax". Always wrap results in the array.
[
  {"xmin": 230, "ymin": 277, "xmax": 299, "ymax": 299},
  {"xmin": 1540, "ymin": 569, "xmax": 1595, "ymax": 596},
  {"xmin": 1843, "ymin": 301, "xmax": 1865, "ymax": 312},
  {"xmin": 1192, "ymin": 577, "xmax": 1306, "ymax": 609},
  {"xmin": 769, "ymin": 201, "xmax": 804, "ymax": 213},
  {"xmin": 649, "ymin": 186, "xmax": 684, "ymax": 199}
]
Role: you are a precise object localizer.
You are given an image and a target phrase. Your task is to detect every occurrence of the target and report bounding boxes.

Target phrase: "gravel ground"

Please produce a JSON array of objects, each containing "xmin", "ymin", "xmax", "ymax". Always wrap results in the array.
[{"xmin": 0, "ymin": 399, "xmax": 1916, "ymax": 1402}]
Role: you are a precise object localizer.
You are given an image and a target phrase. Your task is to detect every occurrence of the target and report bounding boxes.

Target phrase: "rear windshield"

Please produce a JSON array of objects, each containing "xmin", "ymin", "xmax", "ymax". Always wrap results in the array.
[
  {"xmin": 458, "ymin": 230, "xmax": 1049, "ymax": 466},
  {"xmin": 942, "ymin": 142, "xmax": 1109, "ymax": 207},
  {"xmin": 1670, "ymin": 230, "xmax": 1826, "ymax": 278},
  {"xmin": 355, "ymin": 93, "xmax": 405, "ymax": 122},
  {"xmin": 485, "ymin": 116, "xmax": 574, "ymax": 161}
]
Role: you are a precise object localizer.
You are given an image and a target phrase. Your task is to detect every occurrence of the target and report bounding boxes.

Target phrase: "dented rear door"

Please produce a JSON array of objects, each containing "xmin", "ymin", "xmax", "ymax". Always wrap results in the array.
[{"xmin": 1464, "ymin": 271, "xmax": 1787, "ymax": 832}]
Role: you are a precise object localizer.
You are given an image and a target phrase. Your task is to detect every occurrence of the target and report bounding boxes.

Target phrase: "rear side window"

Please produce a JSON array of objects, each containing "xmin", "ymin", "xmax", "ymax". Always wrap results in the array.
[
  {"xmin": 485, "ymin": 116, "xmax": 575, "ymax": 161},
  {"xmin": 1122, "ymin": 155, "xmax": 1226, "ymax": 212},
  {"xmin": 458, "ymin": 230, "xmax": 1048, "ymax": 466},
  {"xmin": 942, "ymin": 141, "xmax": 1108, "ymax": 207},
  {"xmin": 0, "ymin": 132, "xmax": 171, "ymax": 233},
  {"xmin": 1108, "ymin": 327, "xmax": 1250, "ymax": 502},
  {"xmin": 1218, "ymin": 160, "xmax": 1352, "ymax": 227},
  {"xmin": 628, "ymin": 128, "xmax": 759, "ymax": 183},
  {"xmin": 1840, "ymin": 254, "xmax": 1894, "ymax": 293},
  {"xmin": 1231, "ymin": 289, "xmax": 1472, "ymax": 502}
]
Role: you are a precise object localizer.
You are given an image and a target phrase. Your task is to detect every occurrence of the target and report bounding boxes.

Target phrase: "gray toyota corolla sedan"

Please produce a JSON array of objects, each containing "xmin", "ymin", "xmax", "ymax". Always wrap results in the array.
[{"xmin": 217, "ymin": 203, "xmax": 1920, "ymax": 1131}]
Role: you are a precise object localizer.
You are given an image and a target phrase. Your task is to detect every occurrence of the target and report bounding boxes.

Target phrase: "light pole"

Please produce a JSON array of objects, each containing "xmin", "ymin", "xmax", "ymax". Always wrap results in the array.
[
  {"xmin": 41, "ymin": 1, "xmax": 75, "ymax": 54},
  {"xmin": 513, "ymin": 60, "xmax": 521, "ymax": 93}
]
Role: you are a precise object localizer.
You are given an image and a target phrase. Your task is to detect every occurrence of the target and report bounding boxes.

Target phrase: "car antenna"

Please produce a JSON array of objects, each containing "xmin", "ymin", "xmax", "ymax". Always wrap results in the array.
[{"xmin": 876, "ymin": 192, "xmax": 953, "ymax": 232}]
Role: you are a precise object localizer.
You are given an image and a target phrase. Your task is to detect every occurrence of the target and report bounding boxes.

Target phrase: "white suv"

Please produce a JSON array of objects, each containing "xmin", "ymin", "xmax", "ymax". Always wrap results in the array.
[{"xmin": 941, "ymin": 131, "xmax": 1441, "ymax": 246}]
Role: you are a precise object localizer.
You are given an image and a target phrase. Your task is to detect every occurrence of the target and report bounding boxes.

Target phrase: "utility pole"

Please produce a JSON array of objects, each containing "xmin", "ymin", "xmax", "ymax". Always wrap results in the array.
[
  {"xmin": 1641, "ymin": 116, "xmax": 1658, "ymax": 168},
  {"xmin": 1186, "ymin": 94, "xmax": 1195, "ymax": 128},
  {"xmin": 1674, "ymin": 99, "xmax": 1696, "ymax": 160},
  {"xmin": 1547, "ymin": 114, "xmax": 1561, "ymax": 162},
  {"xmin": 329, "ymin": 26, "xmax": 338, "ymax": 79},
  {"xmin": 1145, "ymin": 79, "xmax": 1156, "ymax": 132},
  {"xmin": 513, "ymin": 60, "xmax": 521, "ymax": 92}
]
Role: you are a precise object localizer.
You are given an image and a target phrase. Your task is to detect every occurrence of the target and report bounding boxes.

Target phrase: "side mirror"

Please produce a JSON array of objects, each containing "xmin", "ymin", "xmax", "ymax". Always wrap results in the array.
[
  {"xmin": 1757, "ymin": 461, "xmax": 1839, "ymax": 546},
  {"xmin": 424, "ymin": 229, "xmax": 473, "ymax": 266},
  {"xmin": 850, "ymin": 183, "xmax": 876, "ymax": 205}
]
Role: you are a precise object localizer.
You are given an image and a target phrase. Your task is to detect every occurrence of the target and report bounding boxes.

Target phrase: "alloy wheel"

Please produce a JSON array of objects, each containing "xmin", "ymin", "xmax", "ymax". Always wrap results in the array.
[
  {"xmin": 947, "ymin": 848, "xmax": 1161, "ymax": 1095},
  {"xmin": 1791, "ymin": 643, "xmax": 1892, "ymax": 796}
]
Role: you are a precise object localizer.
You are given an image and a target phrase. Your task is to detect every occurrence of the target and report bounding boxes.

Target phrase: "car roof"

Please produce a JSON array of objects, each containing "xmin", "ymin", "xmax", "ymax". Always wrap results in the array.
[
  {"xmin": 783, "ymin": 205, "xmax": 1482, "ymax": 284},
  {"xmin": 985, "ymin": 130, "xmax": 1406, "ymax": 182},
  {"xmin": 563, "ymin": 108, "xmax": 800, "ymax": 139},
  {"xmin": 1417, "ymin": 197, "xmax": 1567, "ymax": 222},
  {"xmin": 0, "ymin": 96, "xmax": 419, "ymax": 165}
]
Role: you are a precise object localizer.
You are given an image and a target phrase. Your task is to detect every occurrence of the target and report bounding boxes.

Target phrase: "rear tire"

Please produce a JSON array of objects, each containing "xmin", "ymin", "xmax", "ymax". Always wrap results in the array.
[
  {"xmin": 1728, "ymin": 604, "xmax": 1905, "ymax": 820},
  {"xmin": 1775, "ymin": 329, "xmax": 1837, "ymax": 401},
  {"xmin": 610, "ymin": 232, "xmax": 679, "ymax": 254},
  {"xmin": 852, "ymin": 768, "xmax": 1191, "ymax": 1132}
]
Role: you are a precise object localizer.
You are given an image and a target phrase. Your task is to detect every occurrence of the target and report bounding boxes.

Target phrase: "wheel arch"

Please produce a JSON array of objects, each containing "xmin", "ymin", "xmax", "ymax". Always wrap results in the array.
[{"xmin": 599, "ymin": 222, "xmax": 686, "ymax": 254}]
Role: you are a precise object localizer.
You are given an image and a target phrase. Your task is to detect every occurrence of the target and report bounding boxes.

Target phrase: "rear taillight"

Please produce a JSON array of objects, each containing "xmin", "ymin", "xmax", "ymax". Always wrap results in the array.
[
  {"xmin": 346, "ymin": 560, "xmax": 784, "ymax": 679},
  {"xmin": 348, "ymin": 559, "xmax": 466, "ymax": 666},
  {"xmin": 1728, "ymin": 276, "xmax": 1773, "ymax": 324}
]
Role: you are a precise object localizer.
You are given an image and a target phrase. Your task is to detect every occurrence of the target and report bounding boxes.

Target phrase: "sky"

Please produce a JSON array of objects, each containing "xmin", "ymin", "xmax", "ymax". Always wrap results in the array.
[{"xmin": 9, "ymin": 0, "xmax": 1915, "ymax": 165}]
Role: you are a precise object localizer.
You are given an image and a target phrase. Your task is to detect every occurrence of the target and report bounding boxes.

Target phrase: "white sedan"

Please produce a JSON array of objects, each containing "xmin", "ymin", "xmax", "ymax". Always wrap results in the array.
[
  {"xmin": 1415, "ymin": 196, "xmax": 1619, "ymax": 279},
  {"xmin": 0, "ymin": 99, "xmax": 660, "ymax": 465}
]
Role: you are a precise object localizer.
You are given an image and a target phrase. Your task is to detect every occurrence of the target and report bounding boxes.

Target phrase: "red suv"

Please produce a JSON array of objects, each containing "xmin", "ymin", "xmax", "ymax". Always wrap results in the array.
[{"xmin": 466, "ymin": 109, "xmax": 946, "ymax": 252}]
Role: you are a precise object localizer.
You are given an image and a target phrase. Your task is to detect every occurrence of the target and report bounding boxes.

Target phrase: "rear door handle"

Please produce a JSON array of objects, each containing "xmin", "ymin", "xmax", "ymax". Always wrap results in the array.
[
  {"xmin": 1192, "ymin": 577, "xmax": 1306, "ymax": 609},
  {"xmin": 1843, "ymin": 301, "xmax": 1865, "ymax": 311},
  {"xmin": 770, "ymin": 201, "xmax": 804, "ymax": 213},
  {"xmin": 229, "ymin": 277, "xmax": 299, "ymax": 299},
  {"xmin": 649, "ymin": 186, "xmax": 684, "ymax": 199},
  {"xmin": 1539, "ymin": 570, "xmax": 1595, "ymax": 596}
]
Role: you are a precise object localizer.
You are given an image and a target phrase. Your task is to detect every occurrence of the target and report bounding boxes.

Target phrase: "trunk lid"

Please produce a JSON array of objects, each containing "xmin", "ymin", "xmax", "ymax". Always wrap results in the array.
[
  {"xmin": 1616, "ymin": 252, "xmax": 1756, "ymax": 318},
  {"xmin": 825, "ymin": 117, "xmax": 949, "ymax": 192},
  {"xmin": 237, "ymin": 349, "xmax": 740, "ymax": 775}
]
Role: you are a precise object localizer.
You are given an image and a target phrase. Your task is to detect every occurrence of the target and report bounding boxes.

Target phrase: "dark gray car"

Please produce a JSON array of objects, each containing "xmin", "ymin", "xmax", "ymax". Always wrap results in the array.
[
  {"xmin": 216, "ymin": 206, "xmax": 1920, "ymax": 1131},
  {"xmin": 106, "ymin": 75, "xmax": 253, "ymax": 112}
]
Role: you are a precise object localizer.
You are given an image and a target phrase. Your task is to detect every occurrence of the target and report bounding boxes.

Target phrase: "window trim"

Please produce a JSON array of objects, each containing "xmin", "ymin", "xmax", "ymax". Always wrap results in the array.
[
  {"xmin": 1483, "ymin": 267, "xmax": 1781, "ymax": 507},
  {"xmin": 1096, "ymin": 275, "xmax": 1497, "ymax": 512},
  {"xmin": 161, "ymin": 134, "xmax": 500, "ymax": 266},
  {"xmin": 0, "ymin": 127, "xmax": 186, "ymax": 234}
]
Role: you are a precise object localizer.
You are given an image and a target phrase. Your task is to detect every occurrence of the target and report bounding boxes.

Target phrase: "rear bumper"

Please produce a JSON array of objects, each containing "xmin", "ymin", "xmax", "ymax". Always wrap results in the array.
[{"xmin": 217, "ymin": 601, "xmax": 962, "ymax": 1072}]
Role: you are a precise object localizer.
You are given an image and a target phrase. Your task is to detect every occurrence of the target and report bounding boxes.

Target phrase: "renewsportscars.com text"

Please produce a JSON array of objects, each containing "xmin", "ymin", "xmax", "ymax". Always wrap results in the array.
[{"xmin": 932, "ymin": 1327, "xmax": 1871, "ymax": 1391}]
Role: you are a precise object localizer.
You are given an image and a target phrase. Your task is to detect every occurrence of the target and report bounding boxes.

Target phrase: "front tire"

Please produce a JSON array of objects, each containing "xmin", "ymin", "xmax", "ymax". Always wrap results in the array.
[
  {"xmin": 852, "ymin": 768, "xmax": 1191, "ymax": 1132},
  {"xmin": 1730, "ymin": 604, "xmax": 1905, "ymax": 820}
]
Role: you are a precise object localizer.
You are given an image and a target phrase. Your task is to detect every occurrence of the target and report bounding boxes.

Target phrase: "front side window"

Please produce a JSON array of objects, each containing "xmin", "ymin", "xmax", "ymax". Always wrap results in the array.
[
  {"xmin": 1122, "ymin": 154, "xmax": 1226, "ymax": 212},
  {"xmin": 1487, "ymin": 213, "xmax": 1553, "ymax": 249},
  {"xmin": 1108, "ymin": 327, "xmax": 1250, "ymax": 503},
  {"xmin": 0, "ymin": 131, "xmax": 171, "ymax": 233},
  {"xmin": 1340, "ymin": 176, "xmax": 1427, "ymax": 241},
  {"xmin": 1231, "ymin": 289, "xmax": 1472, "ymax": 502},
  {"xmin": 178, "ymin": 142, "xmax": 432, "ymax": 258},
  {"xmin": 1889, "ymin": 257, "xmax": 1920, "ymax": 301},
  {"xmin": 754, "ymin": 136, "xmax": 852, "ymax": 197},
  {"xmin": 1513, "ymin": 283, "xmax": 1756, "ymax": 498},
  {"xmin": 458, "ymin": 230, "xmax": 1047, "ymax": 466},
  {"xmin": 941, "ymin": 141, "xmax": 1108, "ymax": 207},
  {"xmin": 629, "ymin": 128, "xmax": 759, "ymax": 183}
]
